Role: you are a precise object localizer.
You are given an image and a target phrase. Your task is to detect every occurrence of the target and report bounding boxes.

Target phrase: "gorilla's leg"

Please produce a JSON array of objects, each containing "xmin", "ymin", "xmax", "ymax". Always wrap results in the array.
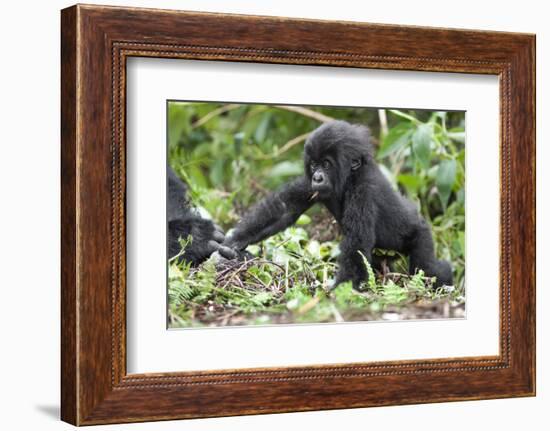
[
  {"xmin": 330, "ymin": 198, "xmax": 377, "ymax": 290},
  {"xmin": 332, "ymin": 216, "xmax": 377, "ymax": 291},
  {"xmin": 408, "ymin": 222, "xmax": 453, "ymax": 287},
  {"xmin": 333, "ymin": 237, "xmax": 370, "ymax": 290}
]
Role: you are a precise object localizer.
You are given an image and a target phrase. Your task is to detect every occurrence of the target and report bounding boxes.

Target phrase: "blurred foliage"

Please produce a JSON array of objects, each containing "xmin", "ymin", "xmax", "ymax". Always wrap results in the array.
[{"xmin": 168, "ymin": 102, "xmax": 465, "ymax": 327}]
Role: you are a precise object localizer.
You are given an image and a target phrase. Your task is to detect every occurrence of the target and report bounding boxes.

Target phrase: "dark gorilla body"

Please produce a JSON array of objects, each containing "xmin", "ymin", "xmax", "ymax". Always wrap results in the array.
[
  {"xmin": 168, "ymin": 167, "xmax": 236, "ymax": 265},
  {"xmin": 225, "ymin": 121, "xmax": 453, "ymax": 289}
]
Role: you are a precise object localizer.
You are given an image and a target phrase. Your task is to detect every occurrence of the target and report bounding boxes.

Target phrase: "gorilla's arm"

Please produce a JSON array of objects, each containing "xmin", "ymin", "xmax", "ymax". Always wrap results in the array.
[
  {"xmin": 224, "ymin": 176, "xmax": 315, "ymax": 251},
  {"xmin": 332, "ymin": 184, "xmax": 377, "ymax": 289}
]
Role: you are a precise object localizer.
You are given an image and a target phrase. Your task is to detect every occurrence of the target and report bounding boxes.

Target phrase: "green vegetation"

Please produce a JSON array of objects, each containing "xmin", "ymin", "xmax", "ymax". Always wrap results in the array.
[{"xmin": 168, "ymin": 102, "xmax": 465, "ymax": 327}]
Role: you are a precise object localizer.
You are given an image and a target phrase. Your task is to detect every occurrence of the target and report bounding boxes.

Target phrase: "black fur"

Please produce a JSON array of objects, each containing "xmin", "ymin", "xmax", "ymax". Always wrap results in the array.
[
  {"xmin": 224, "ymin": 120, "xmax": 453, "ymax": 289},
  {"xmin": 168, "ymin": 167, "xmax": 236, "ymax": 265}
]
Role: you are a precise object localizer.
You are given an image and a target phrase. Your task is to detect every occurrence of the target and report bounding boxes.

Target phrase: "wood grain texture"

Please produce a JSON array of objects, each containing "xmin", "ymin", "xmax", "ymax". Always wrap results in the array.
[
  {"xmin": 60, "ymin": 4, "xmax": 536, "ymax": 425},
  {"xmin": 60, "ymin": 5, "xmax": 78, "ymax": 425}
]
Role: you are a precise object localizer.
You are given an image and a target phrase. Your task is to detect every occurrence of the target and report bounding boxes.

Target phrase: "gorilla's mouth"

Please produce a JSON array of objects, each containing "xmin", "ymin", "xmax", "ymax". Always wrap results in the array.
[{"xmin": 311, "ymin": 184, "xmax": 332, "ymax": 199}]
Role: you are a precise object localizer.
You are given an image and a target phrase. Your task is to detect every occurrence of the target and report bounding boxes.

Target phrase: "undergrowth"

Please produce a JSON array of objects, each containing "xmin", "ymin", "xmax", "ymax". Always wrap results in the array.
[{"xmin": 168, "ymin": 217, "xmax": 465, "ymax": 328}]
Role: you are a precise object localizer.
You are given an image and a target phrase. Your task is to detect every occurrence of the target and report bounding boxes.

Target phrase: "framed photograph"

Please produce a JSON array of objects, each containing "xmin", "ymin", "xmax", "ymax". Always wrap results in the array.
[{"xmin": 61, "ymin": 4, "xmax": 535, "ymax": 425}]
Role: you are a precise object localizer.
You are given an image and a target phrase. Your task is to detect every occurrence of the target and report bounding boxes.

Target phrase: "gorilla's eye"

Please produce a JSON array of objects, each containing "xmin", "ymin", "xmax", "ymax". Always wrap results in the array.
[
  {"xmin": 310, "ymin": 163, "xmax": 316, "ymax": 173},
  {"xmin": 322, "ymin": 159, "xmax": 331, "ymax": 169},
  {"xmin": 351, "ymin": 158, "xmax": 362, "ymax": 171}
]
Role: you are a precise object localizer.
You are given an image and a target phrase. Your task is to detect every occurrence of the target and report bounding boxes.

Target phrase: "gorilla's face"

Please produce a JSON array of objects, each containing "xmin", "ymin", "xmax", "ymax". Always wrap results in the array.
[
  {"xmin": 305, "ymin": 154, "xmax": 336, "ymax": 199},
  {"xmin": 304, "ymin": 121, "xmax": 371, "ymax": 200}
]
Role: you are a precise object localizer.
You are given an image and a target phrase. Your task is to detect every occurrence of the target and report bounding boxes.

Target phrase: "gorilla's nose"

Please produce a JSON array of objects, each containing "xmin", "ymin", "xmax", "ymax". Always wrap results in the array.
[{"xmin": 312, "ymin": 172, "xmax": 325, "ymax": 184}]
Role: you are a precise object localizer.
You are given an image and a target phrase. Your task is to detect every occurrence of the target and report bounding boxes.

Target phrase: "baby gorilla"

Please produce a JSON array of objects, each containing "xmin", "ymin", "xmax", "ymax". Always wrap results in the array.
[{"xmin": 224, "ymin": 120, "xmax": 453, "ymax": 289}]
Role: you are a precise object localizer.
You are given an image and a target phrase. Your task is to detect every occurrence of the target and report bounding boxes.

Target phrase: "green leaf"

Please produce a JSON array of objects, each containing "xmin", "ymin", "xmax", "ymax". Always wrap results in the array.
[
  {"xmin": 268, "ymin": 161, "xmax": 303, "ymax": 178},
  {"xmin": 412, "ymin": 124, "xmax": 432, "ymax": 168},
  {"xmin": 296, "ymin": 214, "xmax": 311, "ymax": 225},
  {"xmin": 358, "ymin": 251, "xmax": 377, "ymax": 291},
  {"xmin": 209, "ymin": 158, "xmax": 225, "ymax": 186},
  {"xmin": 436, "ymin": 159, "xmax": 457, "ymax": 208},
  {"xmin": 456, "ymin": 187, "xmax": 465, "ymax": 206},
  {"xmin": 388, "ymin": 109, "xmax": 421, "ymax": 123},
  {"xmin": 246, "ymin": 244, "xmax": 261, "ymax": 256},
  {"xmin": 305, "ymin": 240, "xmax": 321, "ymax": 258},
  {"xmin": 458, "ymin": 231, "xmax": 465, "ymax": 255},
  {"xmin": 378, "ymin": 123, "xmax": 412, "ymax": 158},
  {"xmin": 272, "ymin": 248, "xmax": 291, "ymax": 265},
  {"xmin": 382, "ymin": 280, "xmax": 408, "ymax": 304},
  {"xmin": 186, "ymin": 166, "xmax": 208, "ymax": 189},
  {"xmin": 252, "ymin": 292, "xmax": 272, "ymax": 306},
  {"xmin": 233, "ymin": 131, "xmax": 245, "ymax": 155},
  {"xmin": 407, "ymin": 270, "xmax": 426, "ymax": 294},
  {"xmin": 447, "ymin": 131, "xmax": 465, "ymax": 143},
  {"xmin": 167, "ymin": 105, "xmax": 188, "ymax": 149},
  {"xmin": 397, "ymin": 174, "xmax": 422, "ymax": 195},
  {"xmin": 254, "ymin": 113, "xmax": 271, "ymax": 143}
]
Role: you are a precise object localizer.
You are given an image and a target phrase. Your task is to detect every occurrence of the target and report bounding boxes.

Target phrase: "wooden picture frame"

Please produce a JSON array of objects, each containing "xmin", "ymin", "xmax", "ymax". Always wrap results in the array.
[{"xmin": 61, "ymin": 4, "xmax": 535, "ymax": 425}]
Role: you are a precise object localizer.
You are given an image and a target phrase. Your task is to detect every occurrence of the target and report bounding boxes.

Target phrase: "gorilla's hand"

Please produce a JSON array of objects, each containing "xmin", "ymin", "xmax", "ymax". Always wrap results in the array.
[
  {"xmin": 169, "ymin": 218, "xmax": 237, "ymax": 265},
  {"xmin": 208, "ymin": 224, "xmax": 239, "ymax": 260},
  {"xmin": 219, "ymin": 231, "xmax": 254, "ymax": 262}
]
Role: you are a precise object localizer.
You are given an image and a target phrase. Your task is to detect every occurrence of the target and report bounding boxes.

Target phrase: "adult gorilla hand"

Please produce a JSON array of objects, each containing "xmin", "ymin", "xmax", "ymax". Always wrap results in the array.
[
  {"xmin": 209, "ymin": 224, "xmax": 239, "ymax": 260},
  {"xmin": 168, "ymin": 166, "xmax": 239, "ymax": 265}
]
